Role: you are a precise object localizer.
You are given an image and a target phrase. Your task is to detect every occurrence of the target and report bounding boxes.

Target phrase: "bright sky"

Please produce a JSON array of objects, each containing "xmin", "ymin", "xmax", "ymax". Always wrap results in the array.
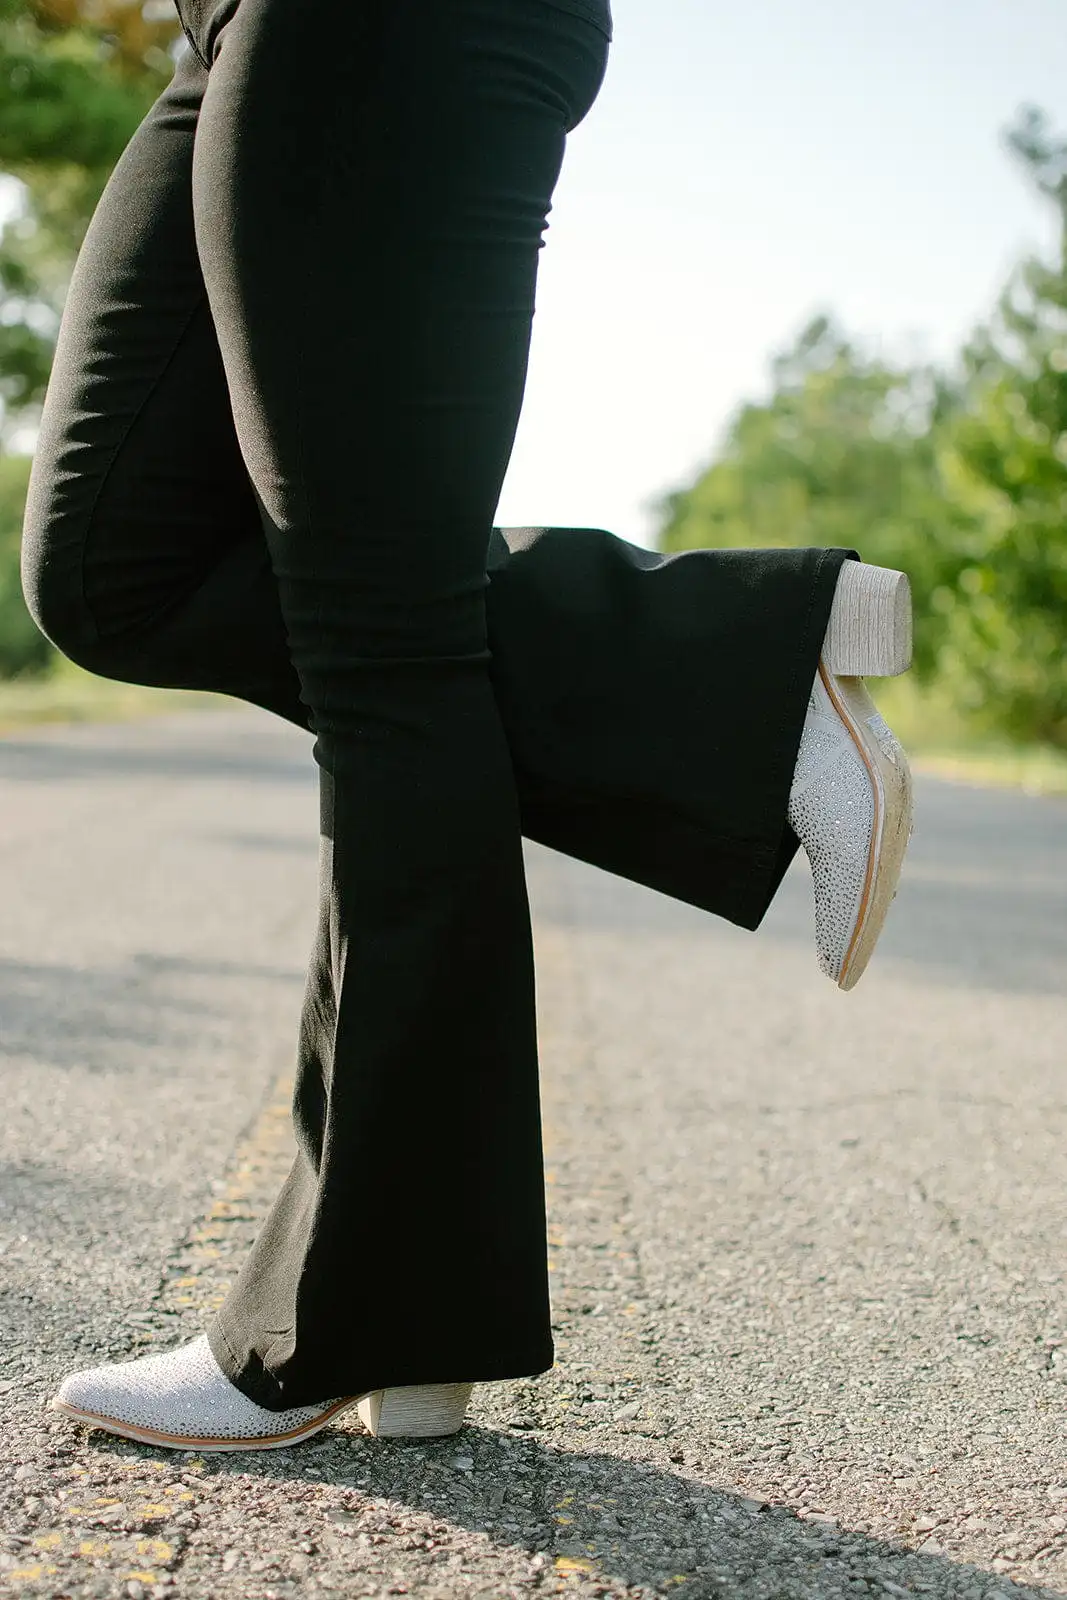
[
  {"xmin": 5, "ymin": 0, "xmax": 1066, "ymax": 551},
  {"xmin": 495, "ymin": 0, "xmax": 1067, "ymax": 546}
]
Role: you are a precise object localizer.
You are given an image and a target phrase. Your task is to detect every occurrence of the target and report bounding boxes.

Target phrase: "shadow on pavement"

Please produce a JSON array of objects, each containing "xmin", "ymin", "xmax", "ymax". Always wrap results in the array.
[
  {"xmin": 0, "ymin": 733, "xmax": 314, "ymax": 790},
  {"xmin": 84, "ymin": 1419, "xmax": 1056, "ymax": 1599},
  {"xmin": 0, "ymin": 952, "xmax": 304, "ymax": 1074},
  {"xmin": 0, "ymin": 955, "xmax": 220, "ymax": 1073},
  {"xmin": 207, "ymin": 831, "xmax": 319, "ymax": 856}
]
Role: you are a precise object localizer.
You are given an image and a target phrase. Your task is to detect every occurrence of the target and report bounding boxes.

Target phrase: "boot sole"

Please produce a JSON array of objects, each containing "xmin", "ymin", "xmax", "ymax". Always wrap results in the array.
[
  {"xmin": 48, "ymin": 1393, "xmax": 359, "ymax": 1452},
  {"xmin": 820, "ymin": 664, "xmax": 914, "ymax": 991},
  {"xmin": 50, "ymin": 1380, "xmax": 472, "ymax": 1451}
]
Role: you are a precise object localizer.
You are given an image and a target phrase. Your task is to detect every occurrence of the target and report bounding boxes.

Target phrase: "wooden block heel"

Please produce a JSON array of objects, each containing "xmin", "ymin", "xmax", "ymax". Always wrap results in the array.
[
  {"xmin": 822, "ymin": 561, "xmax": 913, "ymax": 678},
  {"xmin": 356, "ymin": 1382, "xmax": 473, "ymax": 1438}
]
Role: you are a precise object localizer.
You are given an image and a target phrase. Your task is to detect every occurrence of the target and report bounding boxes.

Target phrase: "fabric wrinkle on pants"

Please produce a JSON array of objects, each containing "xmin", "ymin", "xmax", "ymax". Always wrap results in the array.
[{"xmin": 21, "ymin": 0, "xmax": 854, "ymax": 1409}]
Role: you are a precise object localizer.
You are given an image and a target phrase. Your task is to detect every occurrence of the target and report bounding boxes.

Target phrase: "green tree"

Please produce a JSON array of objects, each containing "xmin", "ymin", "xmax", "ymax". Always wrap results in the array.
[
  {"xmin": 659, "ymin": 107, "xmax": 1067, "ymax": 746},
  {"xmin": 658, "ymin": 312, "xmax": 965, "ymax": 679},
  {"xmin": 0, "ymin": 0, "xmax": 182, "ymax": 443},
  {"xmin": 0, "ymin": 0, "xmax": 181, "ymax": 674},
  {"xmin": 0, "ymin": 447, "xmax": 48, "ymax": 672},
  {"xmin": 932, "ymin": 107, "xmax": 1067, "ymax": 744}
]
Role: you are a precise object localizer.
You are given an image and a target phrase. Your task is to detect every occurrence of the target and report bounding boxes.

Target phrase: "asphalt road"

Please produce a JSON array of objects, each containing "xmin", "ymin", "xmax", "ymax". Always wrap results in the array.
[{"xmin": 0, "ymin": 706, "xmax": 1065, "ymax": 1600}]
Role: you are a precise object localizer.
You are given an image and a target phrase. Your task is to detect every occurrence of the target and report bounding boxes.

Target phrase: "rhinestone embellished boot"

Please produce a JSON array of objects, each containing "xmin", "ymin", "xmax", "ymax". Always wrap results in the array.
[
  {"xmin": 50, "ymin": 1335, "xmax": 472, "ymax": 1450},
  {"xmin": 788, "ymin": 560, "xmax": 914, "ymax": 991}
]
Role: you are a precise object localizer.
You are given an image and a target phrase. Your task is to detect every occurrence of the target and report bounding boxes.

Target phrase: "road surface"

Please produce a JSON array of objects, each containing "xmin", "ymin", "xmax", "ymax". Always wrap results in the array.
[{"xmin": 0, "ymin": 707, "xmax": 1065, "ymax": 1600}]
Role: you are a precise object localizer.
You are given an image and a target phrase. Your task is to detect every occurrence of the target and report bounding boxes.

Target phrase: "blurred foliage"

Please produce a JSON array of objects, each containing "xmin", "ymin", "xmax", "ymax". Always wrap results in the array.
[
  {"xmin": 0, "ymin": 0, "xmax": 182, "ymax": 430},
  {"xmin": 0, "ymin": 0, "xmax": 181, "ymax": 677},
  {"xmin": 660, "ymin": 106, "xmax": 1067, "ymax": 748},
  {"xmin": 657, "ymin": 315, "xmax": 967, "ymax": 681},
  {"xmin": 932, "ymin": 108, "xmax": 1067, "ymax": 745},
  {"xmin": 0, "ymin": 447, "xmax": 49, "ymax": 673}
]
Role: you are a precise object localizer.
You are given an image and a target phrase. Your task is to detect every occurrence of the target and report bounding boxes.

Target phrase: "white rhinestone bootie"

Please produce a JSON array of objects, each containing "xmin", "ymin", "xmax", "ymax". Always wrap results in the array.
[
  {"xmin": 50, "ymin": 1335, "xmax": 473, "ymax": 1450},
  {"xmin": 788, "ymin": 561, "xmax": 914, "ymax": 991}
]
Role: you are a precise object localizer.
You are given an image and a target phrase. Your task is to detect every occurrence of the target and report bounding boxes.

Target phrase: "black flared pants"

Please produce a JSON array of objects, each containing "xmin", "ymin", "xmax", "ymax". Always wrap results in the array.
[{"xmin": 21, "ymin": 0, "xmax": 855, "ymax": 1408}]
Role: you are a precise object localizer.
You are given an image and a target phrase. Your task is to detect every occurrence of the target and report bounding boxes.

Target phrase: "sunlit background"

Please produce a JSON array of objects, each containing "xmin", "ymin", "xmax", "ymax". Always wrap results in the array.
[
  {"xmin": 495, "ymin": 0, "xmax": 1067, "ymax": 546},
  {"xmin": 4, "ymin": 0, "xmax": 1065, "ymax": 547}
]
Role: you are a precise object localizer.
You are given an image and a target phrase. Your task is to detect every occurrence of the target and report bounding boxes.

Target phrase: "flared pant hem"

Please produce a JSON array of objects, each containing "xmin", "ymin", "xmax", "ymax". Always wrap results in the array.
[{"xmin": 520, "ymin": 782, "xmax": 801, "ymax": 935}]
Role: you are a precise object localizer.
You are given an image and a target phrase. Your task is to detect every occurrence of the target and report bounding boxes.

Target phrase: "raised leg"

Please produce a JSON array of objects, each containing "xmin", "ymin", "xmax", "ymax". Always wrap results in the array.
[{"xmin": 23, "ymin": 45, "xmax": 856, "ymax": 947}]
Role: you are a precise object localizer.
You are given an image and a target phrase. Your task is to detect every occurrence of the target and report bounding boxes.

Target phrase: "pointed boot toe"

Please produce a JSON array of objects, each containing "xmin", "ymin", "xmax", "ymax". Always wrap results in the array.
[{"xmin": 50, "ymin": 1334, "xmax": 355, "ymax": 1452}]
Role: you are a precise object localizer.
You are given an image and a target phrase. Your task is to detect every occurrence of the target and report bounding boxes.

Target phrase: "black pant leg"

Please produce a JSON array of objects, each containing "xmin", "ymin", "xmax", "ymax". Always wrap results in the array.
[
  {"xmin": 22, "ymin": 24, "xmax": 853, "ymax": 953},
  {"xmin": 488, "ymin": 528, "xmax": 856, "ymax": 930},
  {"xmin": 182, "ymin": 0, "xmax": 620, "ymax": 1405}
]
